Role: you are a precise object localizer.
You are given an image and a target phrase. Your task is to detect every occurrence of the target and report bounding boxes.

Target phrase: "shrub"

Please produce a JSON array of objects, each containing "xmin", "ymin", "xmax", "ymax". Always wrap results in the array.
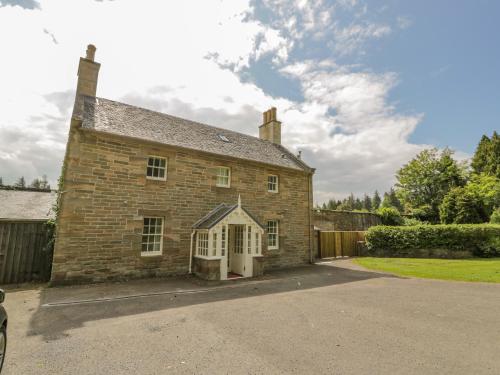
[
  {"xmin": 376, "ymin": 206, "xmax": 403, "ymax": 226},
  {"xmin": 365, "ymin": 224, "xmax": 500, "ymax": 258},
  {"xmin": 402, "ymin": 217, "xmax": 428, "ymax": 226},
  {"xmin": 490, "ymin": 208, "xmax": 500, "ymax": 224}
]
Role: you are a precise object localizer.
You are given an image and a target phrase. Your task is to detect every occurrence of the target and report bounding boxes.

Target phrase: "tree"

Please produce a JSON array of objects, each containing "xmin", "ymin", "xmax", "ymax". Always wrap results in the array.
[
  {"xmin": 490, "ymin": 208, "xmax": 500, "ymax": 224},
  {"xmin": 29, "ymin": 178, "xmax": 41, "ymax": 189},
  {"xmin": 0, "ymin": 177, "xmax": 3, "ymax": 186},
  {"xmin": 381, "ymin": 188, "xmax": 403, "ymax": 212},
  {"xmin": 371, "ymin": 190, "xmax": 381, "ymax": 211},
  {"xmin": 14, "ymin": 176, "xmax": 26, "ymax": 188},
  {"xmin": 362, "ymin": 194, "xmax": 372, "ymax": 211},
  {"xmin": 439, "ymin": 187, "xmax": 485, "ymax": 224},
  {"xmin": 471, "ymin": 132, "xmax": 500, "ymax": 178},
  {"xmin": 377, "ymin": 206, "xmax": 403, "ymax": 226},
  {"xmin": 40, "ymin": 175, "xmax": 50, "ymax": 190},
  {"xmin": 396, "ymin": 148, "xmax": 467, "ymax": 223},
  {"xmin": 354, "ymin": 197, "xmax": 363, "ymax": 211},
  {"xmin": 465, "ymin": 173, "xmax": 500, "ymax": 218},
  {"xmin": 326, "ymin": 198, "xmax": 339, "ymax": 210}
]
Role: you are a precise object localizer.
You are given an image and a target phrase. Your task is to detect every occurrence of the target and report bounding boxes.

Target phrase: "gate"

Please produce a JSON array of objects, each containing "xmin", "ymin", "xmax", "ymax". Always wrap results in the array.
[
  {"xmin": 319, "ymin": 231, "xmax": 366, "ymax": 258},
  {"xmin": 0, "ymin": 221, "xmax": 54, "ymax": 284}
]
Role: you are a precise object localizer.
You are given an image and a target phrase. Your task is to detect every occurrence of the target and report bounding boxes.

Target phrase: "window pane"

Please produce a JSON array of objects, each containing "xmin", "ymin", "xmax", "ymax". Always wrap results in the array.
[
  {"xmin": 148, "ymin": 158, "xmax": 154, "ymax": 167},
  {"xmin": 158, "ymin": 169, "xmax": 165, "ymax": 178}
]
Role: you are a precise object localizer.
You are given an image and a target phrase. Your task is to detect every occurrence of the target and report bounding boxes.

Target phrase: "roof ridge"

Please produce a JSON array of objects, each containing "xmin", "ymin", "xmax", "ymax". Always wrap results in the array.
[
  {"xmin": 89, "ymin": 96, "xmax": 266, "ymax": 142},
  {"xmin": 82, "ymin": 96, "xmax": 312, "ymax": 172}
]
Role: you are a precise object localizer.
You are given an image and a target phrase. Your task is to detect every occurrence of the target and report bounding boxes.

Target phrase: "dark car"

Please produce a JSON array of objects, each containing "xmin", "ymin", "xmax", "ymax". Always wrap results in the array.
[{"xmin": 0, "ymin": 289, "xmax": 6, "ymax": 373}]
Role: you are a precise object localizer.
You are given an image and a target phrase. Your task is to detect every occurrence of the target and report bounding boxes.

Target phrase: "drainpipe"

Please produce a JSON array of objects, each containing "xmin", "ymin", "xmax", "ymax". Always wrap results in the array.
[
  {"xmin": 307, "ymin": 171, "xmax": 315, "ymax": 264},
  {"xmin": 189, "ymin": 230, "xmax": 196, "ymax": 274}
]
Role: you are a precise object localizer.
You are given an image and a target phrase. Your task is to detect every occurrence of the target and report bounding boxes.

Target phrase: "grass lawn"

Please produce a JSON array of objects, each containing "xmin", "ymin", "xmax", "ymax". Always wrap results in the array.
[{"xmin": 354, "ymin": 257, "xmax": 500, "ymax": 283}]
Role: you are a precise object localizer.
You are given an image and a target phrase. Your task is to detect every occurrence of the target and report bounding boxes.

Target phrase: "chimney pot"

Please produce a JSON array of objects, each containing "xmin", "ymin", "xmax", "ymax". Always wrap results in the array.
[
  {"xmin": 271, "ymin": 107, "xmax": 277, "ymax": 121},
  {"xmin": 86, "ymin": 44, "xmax": 96, "ymax": 61}
]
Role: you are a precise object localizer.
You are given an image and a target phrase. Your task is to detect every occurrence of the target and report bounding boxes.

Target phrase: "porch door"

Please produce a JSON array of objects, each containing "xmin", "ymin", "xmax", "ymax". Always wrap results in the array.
[{"xmin": 231, "ymin": 225, "xmax": 245, "ymax": 275}]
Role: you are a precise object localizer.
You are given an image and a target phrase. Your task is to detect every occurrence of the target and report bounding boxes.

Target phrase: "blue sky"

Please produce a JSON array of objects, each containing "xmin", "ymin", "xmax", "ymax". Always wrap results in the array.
[
  {"xmin": 372, "ymin": 0, "xmax": 500, "ymax": 153},
  {"xmin": 0, "ymin": 0, "xmax": 498, "ymax": 203}
]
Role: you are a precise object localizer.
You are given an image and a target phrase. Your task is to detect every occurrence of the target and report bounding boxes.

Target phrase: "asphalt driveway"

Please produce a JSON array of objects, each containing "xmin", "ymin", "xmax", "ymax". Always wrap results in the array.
[{"xmin": 2, "ymin": 259, "xmax": 500, "ymax": 374}]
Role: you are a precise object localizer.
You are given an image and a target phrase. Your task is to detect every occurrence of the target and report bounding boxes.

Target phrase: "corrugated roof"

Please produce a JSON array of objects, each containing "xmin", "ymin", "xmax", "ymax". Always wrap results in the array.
[
  {"xmin": 80, "ymin": 96, "xmax": 312, "ymax": 172},
  {"xmin": 0, "ymin": 190, "xmax": 56, "ymax": 221}
]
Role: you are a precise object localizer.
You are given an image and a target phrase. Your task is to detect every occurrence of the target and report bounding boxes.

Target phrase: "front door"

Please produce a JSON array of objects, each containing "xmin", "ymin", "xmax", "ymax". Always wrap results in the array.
[{"xmin": 231, "ymin": 225, "xmax": 245, "ymax": 275}]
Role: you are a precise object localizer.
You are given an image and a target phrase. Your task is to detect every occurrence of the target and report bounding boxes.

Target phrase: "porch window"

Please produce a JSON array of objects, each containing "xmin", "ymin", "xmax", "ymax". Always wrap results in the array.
[
  {"xmin": 267, "ymin": 220, "xmax": 279, "ymax": 250},
  {"xmin": 197, "ymin": 232, "xmax": 209, "ymax": 256},
  {"xmin": 255, "ymin": 232, "xmax": 259, "ymax": 254},
  {"xmin": 234, "ymin": 225, "xmax": 244, "ymax": 254},
  {"xmin": 216, "ymin": 167, "xmax": 231, "ymax": 188},
  {"xmin": 141, "ymin": 217, "xmax": 163, "ymax": 256},
  {"xmin": 268, "ymin": 175, "xmax": 278, "ymax": 193},
  {"xmin": 247, "ymin": 227, "xmax": 252, "ymax": 254},
  {"xmin": 147, "ymin": 156, "xmax": 167, "ymax": 180},
  {"xmin": 212, "ymin": 233, "xmax": 217, "ymax": 256},
  {"xmin": 221, "ymin": 226, "xmax": 226, "ymax": 256}
]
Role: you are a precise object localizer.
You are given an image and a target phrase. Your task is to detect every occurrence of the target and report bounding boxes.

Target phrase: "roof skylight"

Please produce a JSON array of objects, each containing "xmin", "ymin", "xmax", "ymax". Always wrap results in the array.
[{"xmin": 217, "ymin": 134, "xmax": 230, "ymax": 143}]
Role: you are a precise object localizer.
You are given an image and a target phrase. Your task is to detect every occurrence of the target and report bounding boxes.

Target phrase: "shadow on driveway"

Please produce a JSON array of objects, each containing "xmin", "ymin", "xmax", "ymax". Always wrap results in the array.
[{"xmin": 28, "ymin": 262, "xmax": 396, "ymax": 340}]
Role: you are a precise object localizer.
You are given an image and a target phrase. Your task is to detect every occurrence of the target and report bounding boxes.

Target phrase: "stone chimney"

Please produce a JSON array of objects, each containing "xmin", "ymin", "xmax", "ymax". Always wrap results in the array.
[
  {"xmin": 76, "ymin": 44, "xmax": 100, "ymax": 97},
  {"xmin": 259, "ymin": 107, "xmax": 281, "ymax": 144}
]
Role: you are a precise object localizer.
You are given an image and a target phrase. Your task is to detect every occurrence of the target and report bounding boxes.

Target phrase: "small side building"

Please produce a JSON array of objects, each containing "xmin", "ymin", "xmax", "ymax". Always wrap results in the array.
[{"xmin": 0, "ymin": 188, "xmax": 56, "ymax": 283}]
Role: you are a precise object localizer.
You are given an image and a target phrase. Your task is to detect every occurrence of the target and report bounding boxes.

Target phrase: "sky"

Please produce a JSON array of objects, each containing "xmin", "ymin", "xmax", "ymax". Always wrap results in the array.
[{"xmin": 0, "ymin": 0, "xmax": 498, "ymax": 204}]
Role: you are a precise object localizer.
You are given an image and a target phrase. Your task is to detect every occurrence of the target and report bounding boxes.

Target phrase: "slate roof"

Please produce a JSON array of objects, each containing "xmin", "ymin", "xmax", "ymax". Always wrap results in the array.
[
  {"xmin": 192, "ymin": 203, "xmax": 264, "ymax": 230},
  {"xmin": 80, "ymin": 96, "xmax": 312, "ymax": 172},
  {"xmin": 0, "ymin": 189, "xmax": 56, "ymax": 221}
]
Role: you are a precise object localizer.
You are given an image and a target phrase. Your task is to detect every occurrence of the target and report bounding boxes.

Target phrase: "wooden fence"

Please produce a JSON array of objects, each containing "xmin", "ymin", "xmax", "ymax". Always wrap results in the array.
[
  {"xmin": 319, "ymin": 231, "xmax": 366, "ymax": 258},
  {"xmin": 0, "ymin": 221, "xmax": 54, "ymax": 284}
]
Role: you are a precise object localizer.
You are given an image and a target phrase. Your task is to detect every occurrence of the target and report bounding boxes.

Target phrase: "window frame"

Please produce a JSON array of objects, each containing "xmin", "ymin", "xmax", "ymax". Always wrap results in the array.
[
  {"xmin": 267, "ymin": 220, "xmax": 279, "ymax": 250},
  {"xmin": 197, "ymin": 231, "xmax": 209, "ymax": 257},
  {"xmin": 216, "ymin": 166, "xmax": 231, "ymax": 188},
  {"xmin": 146, "ymin": 156, "xmax": 167, "ymax": 181},
  {"xmin": 141, "ymin": 217, "xmax": 164, "ymax": 256},
  {"xmin": 267, "ymin": 174, "xmax": 279, "ymax": 193}
]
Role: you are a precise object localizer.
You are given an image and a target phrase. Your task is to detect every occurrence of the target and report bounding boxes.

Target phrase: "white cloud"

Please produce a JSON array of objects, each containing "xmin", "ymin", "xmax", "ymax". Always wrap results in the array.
[{"xmin": 280, "ymin": 60, "xmax": 427, "ymax": 203}]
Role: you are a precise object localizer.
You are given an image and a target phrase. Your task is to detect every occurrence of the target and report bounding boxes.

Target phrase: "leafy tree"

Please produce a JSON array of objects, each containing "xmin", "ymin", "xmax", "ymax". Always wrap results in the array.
[
  {"xmin": 362, "ymin": 194, "xmax": 372, "ymax": 211},
  {"xmin": 396, "ymin": 148, "xmax": 467, "ymax": 223},
  {"xmin": 14, "ymin": 176, "xmax": 26, "ymax": 188},
  {"xmin": 439, "ymin": 187, "xmax": 486, "ymax": 224},
  {"xmin": 326, "ymin": 198, "xmax": 339, "ymax": 210},
  {"xmin": 377, "ymin": 206, "xmax": 403, "ymax": 226},
  {"xmin": 381, "ymin": 187, "xmax": 403, "ymax": 212},
  {"xmin": 30, "ymin": 178, "xmax": 41, "ymax": 189},
  {"xmin": 465, "ymin": 173, "xmax": 500, "ymax": 217},
  {"xmin": 371, "ymin": 190, "xmax": 381, "ymax": 211},
  {"xmin": 490, "ymin": 208, "xmax": 500, "ymax": 224},
  {"xmin": 354, "ymin": 197, "xmax": 363, "ymax": 211},
  {"xmin": 471, "ymin": 132, "xmax": 500, "ymax": 178}
]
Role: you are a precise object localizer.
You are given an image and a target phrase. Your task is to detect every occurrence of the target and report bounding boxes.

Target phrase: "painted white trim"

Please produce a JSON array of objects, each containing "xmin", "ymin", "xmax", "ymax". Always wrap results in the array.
[
  {"xmin": 267, "ymin": 220, "xmax": 279, "ymax": 250},
  {"xmin": 189, "ymin": 230, "xmax": 195, "ymax": 273},
  {"xmin": 140, "ymin": 216, "xmax": 164, "ymax": 256},
  {"xmin": 146, "ymin": 155, "xmax": 167, "ymax": 181},
  {"xmin": 267, "ymin": 174, "xmax": 279, "ymax": 193},
  {"xmin": 215, "ymin": 166, "xmax": 231, "ymax": 188}
]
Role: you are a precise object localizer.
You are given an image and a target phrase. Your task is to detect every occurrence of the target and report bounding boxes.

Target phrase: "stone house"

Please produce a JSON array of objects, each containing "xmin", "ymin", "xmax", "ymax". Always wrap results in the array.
[{"xmin": 51, "ymin": 45, "xmax": 315, "ymax": 284}]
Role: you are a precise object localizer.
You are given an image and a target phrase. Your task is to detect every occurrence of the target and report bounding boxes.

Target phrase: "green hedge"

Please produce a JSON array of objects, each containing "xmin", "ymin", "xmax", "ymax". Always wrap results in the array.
[{"xmin": 365, "ymin": 224, "xmax": 500, "ymax": 258}]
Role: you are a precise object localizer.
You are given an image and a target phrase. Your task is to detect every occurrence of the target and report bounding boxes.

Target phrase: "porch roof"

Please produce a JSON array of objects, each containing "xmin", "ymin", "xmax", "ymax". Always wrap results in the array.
[{"xmin": 192, "ymin": 203, "xmax": 264, "ymax": 230}]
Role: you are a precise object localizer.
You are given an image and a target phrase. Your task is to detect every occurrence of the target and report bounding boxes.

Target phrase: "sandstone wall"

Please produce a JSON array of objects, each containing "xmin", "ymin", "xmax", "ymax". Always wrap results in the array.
[{"xmin": 52, "ymin": 127, "xmax": 313, "ymax": 284}]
